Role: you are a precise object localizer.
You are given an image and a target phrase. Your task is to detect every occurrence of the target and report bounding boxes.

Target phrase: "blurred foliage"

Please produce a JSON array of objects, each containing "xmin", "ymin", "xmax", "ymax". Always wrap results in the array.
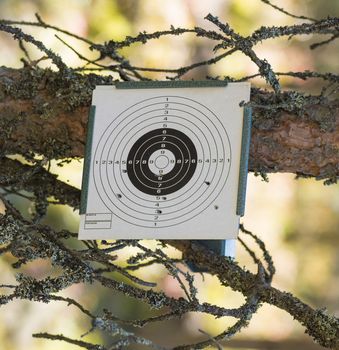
[{"xmin": 284, "ymin": 180, "xmax": 339, "ymax": 311}]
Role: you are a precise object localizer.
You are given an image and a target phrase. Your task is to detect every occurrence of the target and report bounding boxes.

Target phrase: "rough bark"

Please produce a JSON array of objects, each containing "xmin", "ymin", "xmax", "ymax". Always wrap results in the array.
[{"xmin": 0, "ymin": 66, "xmax": 338, "ymax": 181}]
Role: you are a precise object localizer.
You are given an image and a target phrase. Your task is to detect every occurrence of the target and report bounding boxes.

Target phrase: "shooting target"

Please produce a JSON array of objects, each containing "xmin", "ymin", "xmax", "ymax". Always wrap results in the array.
[
  {"xmin": 79, "ymin": 83, "xmax": 251, "ymax": 240},
  {"xmin": 93, "ymin": 95, "xmax": 231, "ymax": 228}
]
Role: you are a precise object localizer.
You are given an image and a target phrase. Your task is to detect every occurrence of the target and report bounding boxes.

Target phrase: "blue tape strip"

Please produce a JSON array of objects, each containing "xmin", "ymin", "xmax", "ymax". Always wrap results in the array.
[
  {"xmin": 236, "ymin": 106, "xmax": 252, "ymax": 216},
  {"xmin": 80, "ymin": 105, "xmax": 96, "ymax": 214}
]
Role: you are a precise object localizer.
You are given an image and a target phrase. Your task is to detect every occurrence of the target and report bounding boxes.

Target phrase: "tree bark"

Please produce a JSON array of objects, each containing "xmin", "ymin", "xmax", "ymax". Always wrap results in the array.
[{"xmin": 0, "ymin": 66, "xmax": 338, "ymax": 181}]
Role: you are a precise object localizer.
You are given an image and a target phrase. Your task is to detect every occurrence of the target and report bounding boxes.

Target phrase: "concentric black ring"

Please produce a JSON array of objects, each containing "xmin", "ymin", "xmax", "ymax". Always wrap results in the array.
[
  {"xmin": 139, "ymin": 141, "xmax": 183, "ymax": 184},
  {"xmin": 126, "ymin": 128, "xmax": 197, "ymax": 195}
]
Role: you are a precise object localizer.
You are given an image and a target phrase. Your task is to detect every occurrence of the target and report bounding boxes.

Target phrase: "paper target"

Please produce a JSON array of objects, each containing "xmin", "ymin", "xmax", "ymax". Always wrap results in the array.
[
  {"xmin": 79, "ymin": 83, "xmax": 251, "ymax": 240},
  {"xmin": 93, "ymin": 95, "xmax": 231, "ymax": 228}
]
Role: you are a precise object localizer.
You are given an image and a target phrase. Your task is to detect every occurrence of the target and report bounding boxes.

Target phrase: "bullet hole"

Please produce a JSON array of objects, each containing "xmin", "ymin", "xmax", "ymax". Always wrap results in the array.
[
  {"xmin": 214, "ymin": 205, "xmax": 219, "ymax": 210},
  {"xmin": 205, "ymin": 181, "xmax": 210, "ymax": 185},
  {"xmin": 117, "ymin": 194, "xmax": 122, "ymax": 198},
  {"xmin": 156, "ymin": 210, "xmax": 162, "ymax": 214},
  {"xmin": 122, "ymin": 169, "xmax": 127, "ymax": 173},
  {"xmin": 162, "ymin": 197, "xmax": 167, "ymax": 200}
]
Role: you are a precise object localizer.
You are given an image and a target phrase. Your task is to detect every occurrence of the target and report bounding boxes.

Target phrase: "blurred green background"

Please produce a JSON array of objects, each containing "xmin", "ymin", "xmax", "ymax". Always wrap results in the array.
[{"xmin": 0, "ymin": 0, "xmax": 338, "ymax": 349}]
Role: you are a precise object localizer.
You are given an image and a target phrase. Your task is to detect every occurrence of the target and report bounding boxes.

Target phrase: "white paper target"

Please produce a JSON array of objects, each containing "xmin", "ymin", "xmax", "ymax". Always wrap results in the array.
[{"xmin": 79, "ymin": 83, "xmax": 250, "ymax": 239}]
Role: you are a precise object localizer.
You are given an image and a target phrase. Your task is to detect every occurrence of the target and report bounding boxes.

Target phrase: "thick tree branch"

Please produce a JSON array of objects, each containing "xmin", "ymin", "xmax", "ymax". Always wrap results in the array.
[
  {"xmin": 0, "ymin": 157, "xmax": 80, "ymax": 208},
  {"xmin": 0, "ymin": 66, "xmax": 338, "ymax": 181}
]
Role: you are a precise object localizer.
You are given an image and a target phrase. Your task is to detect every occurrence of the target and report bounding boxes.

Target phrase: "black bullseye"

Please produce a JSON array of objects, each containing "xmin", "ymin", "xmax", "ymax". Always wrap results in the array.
[{"xmin": 126, "ymin": 128, "xmax": 197, "ymax": 195}]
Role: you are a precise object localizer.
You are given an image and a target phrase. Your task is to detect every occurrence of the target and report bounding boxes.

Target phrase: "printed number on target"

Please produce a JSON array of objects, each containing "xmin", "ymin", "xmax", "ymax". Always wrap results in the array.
[{"xmin": 79, "ymin": 81, "xmax": 251, "ymax": 240}]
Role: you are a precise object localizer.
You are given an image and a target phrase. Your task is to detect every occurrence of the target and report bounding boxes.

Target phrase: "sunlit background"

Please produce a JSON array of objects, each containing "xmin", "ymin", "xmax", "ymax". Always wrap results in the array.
[{"xmin": 0, "ymin": 0, "xmax": 338, "ymax": 349}]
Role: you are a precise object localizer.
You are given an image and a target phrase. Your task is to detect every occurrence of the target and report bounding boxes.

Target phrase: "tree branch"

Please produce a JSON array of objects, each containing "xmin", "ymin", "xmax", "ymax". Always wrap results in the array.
[
  {"xmin": 0, "ymin": 66, "xmax": 337, "ymax": 182},
  {"xmin": 166, "ymin": 240, "xmax": 339, "ymax": 349},
  {"xmin": 0, "ymin": 157, "xmax": 80, "ymax": 208}
]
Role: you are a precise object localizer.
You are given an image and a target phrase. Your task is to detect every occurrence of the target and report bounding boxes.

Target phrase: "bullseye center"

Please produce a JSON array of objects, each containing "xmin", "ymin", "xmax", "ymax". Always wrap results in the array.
[
  {"xmin": 148, "ymin": 149, "xmax": 176, "ymax": 176},
  {"xmin": 155, "ymin": 155, "xmax": 169, "ymax": 169}
]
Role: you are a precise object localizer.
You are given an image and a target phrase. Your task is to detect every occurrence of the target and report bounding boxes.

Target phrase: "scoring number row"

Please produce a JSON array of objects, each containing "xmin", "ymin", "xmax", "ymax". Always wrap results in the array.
[{"xmin": 95, "ymin": 158, "xmax": 228, "ymax": 165}]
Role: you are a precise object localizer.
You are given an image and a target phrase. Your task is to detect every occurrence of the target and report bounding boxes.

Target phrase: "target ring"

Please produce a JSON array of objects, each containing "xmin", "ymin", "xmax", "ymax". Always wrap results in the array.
[
  {"xmin": 127, "ymin": 128, "xmax": 197, "ymax": 196},
  {"xmin": 93, "ymin": 96, "xmax": 231, "ymax": 228}
]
